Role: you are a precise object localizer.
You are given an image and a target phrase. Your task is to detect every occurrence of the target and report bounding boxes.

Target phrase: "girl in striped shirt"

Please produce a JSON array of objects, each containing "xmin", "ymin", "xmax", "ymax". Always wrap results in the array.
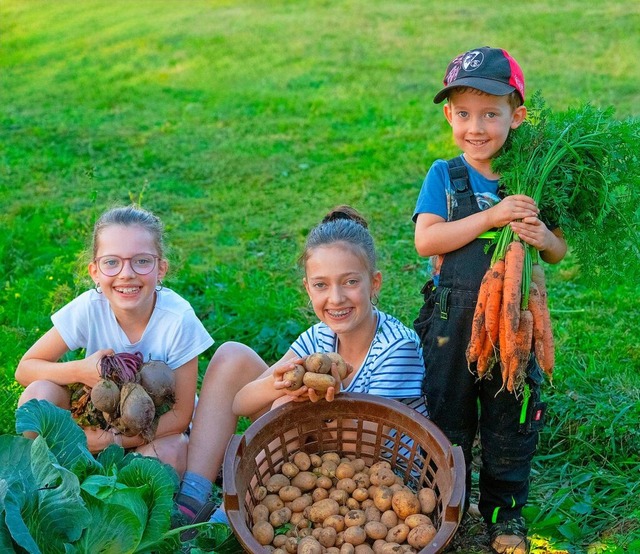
[{"xmin": 176, "ymin": 205, "xmax": 425, "ymax": 528}]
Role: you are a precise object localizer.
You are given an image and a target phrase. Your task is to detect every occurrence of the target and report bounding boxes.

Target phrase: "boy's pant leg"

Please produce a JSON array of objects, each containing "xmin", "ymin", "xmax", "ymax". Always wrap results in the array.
[
  {"xmin": 478, "ymin": 358, "xmax": 544, "ymax": 524},
  {"xmin": 422, "ymin": 302, "xmax": 479, "ymax": 511}
]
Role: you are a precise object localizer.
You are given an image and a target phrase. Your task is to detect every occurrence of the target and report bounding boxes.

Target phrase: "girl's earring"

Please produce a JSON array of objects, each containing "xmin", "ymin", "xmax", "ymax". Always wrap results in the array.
[
  {"xmin": 95, "ymin": 283, "xmax": 102, "ymax": 294},
  {"xmin": 155, "ymin": 280, "xmax": 164, "ymax": 292},
  {"xmin": 370, "ymin": 294, "xmax": 379, "ymax": 306}
]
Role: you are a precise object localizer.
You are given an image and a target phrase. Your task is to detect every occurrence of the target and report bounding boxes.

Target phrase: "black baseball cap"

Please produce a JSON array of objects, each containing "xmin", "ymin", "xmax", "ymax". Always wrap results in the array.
[{"xmin": 433, "ymin": 46, "xmax": 525, "ymax": 104}]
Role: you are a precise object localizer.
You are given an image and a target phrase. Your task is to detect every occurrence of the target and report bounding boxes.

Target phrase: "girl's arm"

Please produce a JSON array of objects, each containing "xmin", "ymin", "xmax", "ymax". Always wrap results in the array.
[
  {"xmin": 15, "ymin": 327, "xmax": 111, "ymax": 389},
  {"xmin": 232, "ymin": 350, "xmax": 306, "ymax": 416},
  {"xmin": 415, "ymin": 195, "xmax": 539, "ymax": 257}
]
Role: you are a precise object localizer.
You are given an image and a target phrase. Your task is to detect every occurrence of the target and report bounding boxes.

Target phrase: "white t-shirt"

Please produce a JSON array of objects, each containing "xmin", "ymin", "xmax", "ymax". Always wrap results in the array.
[
  {"xmin": 51, "ymin": 288, "xmax": 214, "ymax": 369},
  {"xmin": 290, "ymin": 310, "xmax": 426, "ymax": 416}
]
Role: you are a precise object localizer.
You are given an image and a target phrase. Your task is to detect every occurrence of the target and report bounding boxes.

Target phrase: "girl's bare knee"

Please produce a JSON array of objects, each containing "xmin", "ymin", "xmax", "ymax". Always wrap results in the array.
[{"xmin": 18, "ymin": 380, "xmax": 71, "ymax": 409}]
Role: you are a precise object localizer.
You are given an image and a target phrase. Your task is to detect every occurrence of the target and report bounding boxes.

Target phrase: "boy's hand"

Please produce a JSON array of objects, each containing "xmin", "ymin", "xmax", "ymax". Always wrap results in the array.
[
  {"xmin": 510, "ymin": 216, "xmax": 553, "ymax": 251},
  {"xmin": 490, "ymin": 195, "xmax": 539, "ymax": 228}
]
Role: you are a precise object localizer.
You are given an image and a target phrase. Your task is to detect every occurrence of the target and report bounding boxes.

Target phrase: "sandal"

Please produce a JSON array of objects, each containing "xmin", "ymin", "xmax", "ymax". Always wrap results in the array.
[
  {"xmin": 179, "ymin": 500, "xmax": 218, "ymax": 542},
  {"xmin": 488, "ymin": 516, "xmax": 529, "ymax": 554}
]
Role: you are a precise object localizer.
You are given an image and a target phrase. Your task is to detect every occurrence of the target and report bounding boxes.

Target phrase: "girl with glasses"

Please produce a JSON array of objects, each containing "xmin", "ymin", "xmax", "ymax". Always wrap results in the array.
[{"xmin": 15, "ymin": 205, "xmax": 213, "ymax": 475}]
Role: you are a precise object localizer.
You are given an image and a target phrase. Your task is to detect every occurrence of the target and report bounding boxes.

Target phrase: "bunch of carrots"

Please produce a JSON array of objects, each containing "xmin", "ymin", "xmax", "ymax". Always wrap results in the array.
[
  {"xmin": 466, "ymin": 241, "xmax": 553, "ymax": 393},
  {"xmin": 466, "ymin": 93, "xmax": 639, "ymax": 394}
]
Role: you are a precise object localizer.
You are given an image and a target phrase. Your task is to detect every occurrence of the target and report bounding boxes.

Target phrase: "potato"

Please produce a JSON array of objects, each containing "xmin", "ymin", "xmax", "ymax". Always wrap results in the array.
[
  {"xmin": 310, "ymin": 453, "xmax": 323, "ymax": 467},
  {"xmin": 335, "ymin": 462, "xmax": 356, "ymax": 480},
  {"xmin": 380, "ymin": 509, "xmax": 398, "ymax": 529},
  {"xmin": 353, "ymin": 472, "xmax": 371, "ymax": 488},
  {"xmin": 316, "ymin": 475, "xmax": 334, "ymax": 490},
  {"xmin": 364, "ymin": 521, "xmax": 388, "ymax": 540},
  {"xmin": 254, "ymin": 485, "xmax": 268, "ymax": 501},
  {"xmin": 273, "ymin": 534, "xmax": 288, "ymax": 548},
  {"xmin": 386, "ymin": 523, "xmax": 410, "ymax": 544},
  {"xmin": 407, "ymin": 523, "xmax": 437, "ymax": 549},
  {"xmin": 281, "ymin": 461, "xmax": 300, "ymax": 479},
  {"xmin": 306, "ymin": 498, "xmax": 340, "ymax": 523},
  {"xmin": 372, "ymin": 486, "xmax": 393, "ymax": 512},
  {"xmin": 344, "ymin": 509, "xmax": 366, "ymax": 528},
  {"xmin": 346, "ymin": 497, "xmax": 361, "ymax": 511},
  {"xmin": 279, "ymin": 485, "xmax": 302, "ymax": 502},
  {"xmin": 305, "ymin": 353, "xmax": 333, "ymax": 374},
  {"xmin": 266, "ymin": 473, "xmax": 290, "ymax": 493},
  {"xmin": 252, "ymin": 503, "xmax": 270, "ymax": 523},
  {"xmin": 418, "ymin": 487, "xmax": 437, "ymax": 515},
  {"xmin": 391, "ymin": 489, "xmax": 421, "ymax": 520},
  {"xmin": 329, "ymin": 488, "xmax": 349, "ymax": 505},
  {"xmin": 326, "ymin": 352, "xmax": 349, "ymax": 379},
  {"xmin": 290, "ymin": 493, "xmax": 313, "ymax": 513},
  {"xmin": 298, "ymin": 536, "xmax": 323, "ymax": 554},
  {"xmin": 290, "ymin": 511, "xmax": 309, "ymax": 528},
  {"xmin": 404, "ymin": 513, "xmax": 432, "ymax": 529},
  {"xmin": 292, "ymin": 471, "xmax": 318, "ymax": 491},
  {"xmin": 370, "ymin": 467, "xmax": 396, "ymax": 487},
  {"xmin": 322, "ymin": 452, "xmax": 342, "ymax": 465},
  {"xmin": 293, "ymin": 451, "xmax": 312, "ymax": 471},
  {"xmin": 262, "ymin": 494, "xmax": 285, "ymax": 513},
  {"xmin": 303, "ymin": 371, "xmax": 337, "ymax": 393},
  {"xmin": 316, "ymin": 526, "xmax": 338, "ymax": 548},
  {"xmin": 354, "ymin": 545, "xmax": 375, "ymax": 554},
  {"xmin": 340, "ymin": 543, "xmax": 355, "ymax": 554},
  {"xmin": 320, "ymin": 460, "xmax": 338, "ymax": 478},
  {"xmin": 364, "ymin": 505, "xmax": 381, "ymax": 523},
  {"xmin": 336, "ymin": 478, "xmax": 357, "ymax": 495},
  {"xmin": 270, "ymin": 507, "xmax": 292, "ymax": 527},
  {"xmin": 313, "ymin": 487, "xmax": 330, "ymax": 502},
  {"xmin": 323, "ymin": 514, "xmax": 346, "ymax": 532},
  {"xmin": 343, "ymin": 525, "xmax": 367, "ymax": 546},
  {"xmin": 252, "ymin": 520, "xmax": 275, "ymax": 545},
  {"xmin": 282, "ymin": 364, "xmax": 306, "ymax": 390}
]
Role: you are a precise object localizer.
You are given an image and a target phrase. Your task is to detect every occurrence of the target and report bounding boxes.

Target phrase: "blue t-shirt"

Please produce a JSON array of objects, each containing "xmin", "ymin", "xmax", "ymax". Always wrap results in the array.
[
  {"xmin": 290, "ymin": 310, "xmax": 426, "ymax": 416},
  {"xmin": 413, "ymin": 157, "xmax": 501, "ymax": 284}
]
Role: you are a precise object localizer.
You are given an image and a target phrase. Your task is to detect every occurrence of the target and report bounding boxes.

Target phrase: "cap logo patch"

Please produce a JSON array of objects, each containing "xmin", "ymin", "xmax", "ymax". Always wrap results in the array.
[{"xmin": 462, "ymin": 50, "xmax": 484, "ymax": 72}]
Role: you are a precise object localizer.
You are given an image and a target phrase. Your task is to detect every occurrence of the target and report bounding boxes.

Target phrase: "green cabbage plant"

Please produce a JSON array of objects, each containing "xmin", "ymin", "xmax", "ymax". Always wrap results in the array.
[{"xmin": 0, "ymin": 399, "xmax": 183, "ymax": 553}]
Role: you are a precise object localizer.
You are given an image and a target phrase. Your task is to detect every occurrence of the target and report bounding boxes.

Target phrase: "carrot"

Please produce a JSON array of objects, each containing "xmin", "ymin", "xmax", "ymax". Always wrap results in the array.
[
  {"xmin": 508, "ymin": 309, "xmax": 533, "ymax": 393},
  {"xmin": 499, "ymin": 308, "xmax": 509, "ymax": 386},
  {"xmin": 527, "ymin": 281, "xmax": 546, "ymax": 370},
  {"xmin": 466, "ymin": 268, "xmax": 491, "ymax": 364},
  {"xmin": 484, "ymin": 259, "xmax": 505, "ymax": 346},
  {"xmin": 531, "ymin": 264, "xmax": 555, "ymax": 376},
  {"xmin": 476, "ymin": 332, "xmax": 496, "ymax": 379},
  {"xmin": 502, "ymin": 241, "xmax": 524, "ymax": 365}
]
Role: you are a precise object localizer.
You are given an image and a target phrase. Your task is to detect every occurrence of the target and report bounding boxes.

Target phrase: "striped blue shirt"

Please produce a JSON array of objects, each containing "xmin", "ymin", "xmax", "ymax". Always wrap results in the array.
[{"xmin": 290, "ymin": 310, "xmax": 427, "ymax": 416}]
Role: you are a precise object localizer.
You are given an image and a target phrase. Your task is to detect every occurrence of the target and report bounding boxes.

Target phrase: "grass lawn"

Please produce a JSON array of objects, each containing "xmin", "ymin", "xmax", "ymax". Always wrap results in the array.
[{"xmin": 1, "ymin": 1, "xmax": 638, "ymax": 552}]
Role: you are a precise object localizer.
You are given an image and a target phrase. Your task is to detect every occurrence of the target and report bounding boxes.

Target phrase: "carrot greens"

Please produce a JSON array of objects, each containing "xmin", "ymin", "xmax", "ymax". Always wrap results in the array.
[{"xmin": 492, "ymin": 92, "xmax": 640, "ymax": 292}]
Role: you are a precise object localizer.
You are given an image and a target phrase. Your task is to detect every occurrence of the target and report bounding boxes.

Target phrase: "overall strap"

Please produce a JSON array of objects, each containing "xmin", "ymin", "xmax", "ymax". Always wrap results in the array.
[{"xmin": 447, "ymin": 156, "xmax": 470, "ymax": 193}]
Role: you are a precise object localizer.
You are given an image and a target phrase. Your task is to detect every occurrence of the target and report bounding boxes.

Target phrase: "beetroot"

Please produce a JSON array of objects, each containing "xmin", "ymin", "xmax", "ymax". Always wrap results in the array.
[
  {"xmin": 138, "ymin": 360, "xmax": 176, "ymax": 408},
  {"xmin": 114, "ymin": 382, "xmax": 156, "ymax": 438},
  {"xmin": 90, "ymin": 379, "xmax": 120, "ymax": 415}
]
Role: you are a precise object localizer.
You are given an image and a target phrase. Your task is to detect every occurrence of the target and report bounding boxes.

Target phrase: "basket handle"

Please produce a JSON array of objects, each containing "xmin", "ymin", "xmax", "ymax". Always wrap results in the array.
[
  {"xmin": 222, "ymin": 433, "xmax": 245, "ymax": 508},
  {"xmin": 445, "ymin": 443, "xmax": 466, "ymax": 522}
]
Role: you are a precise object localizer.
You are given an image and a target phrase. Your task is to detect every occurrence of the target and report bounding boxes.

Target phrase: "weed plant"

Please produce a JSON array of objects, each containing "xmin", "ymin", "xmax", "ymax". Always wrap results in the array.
[{"xmin": 1, "ymin": 1, "xmax": 638, "ymax": 552}]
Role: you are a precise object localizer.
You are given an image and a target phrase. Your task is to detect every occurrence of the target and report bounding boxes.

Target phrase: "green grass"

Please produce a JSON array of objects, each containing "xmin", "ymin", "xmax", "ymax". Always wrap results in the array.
[{"xmin": 1, "ymin": 1, "xmax": 639, "ymax": 552}]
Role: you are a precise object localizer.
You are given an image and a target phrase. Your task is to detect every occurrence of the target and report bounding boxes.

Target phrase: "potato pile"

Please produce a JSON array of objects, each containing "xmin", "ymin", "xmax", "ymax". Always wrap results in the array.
[
  {"xmin": 90, "ymin": 352, "xmax": 175, "ymax": 441},
  {"xmin": 249, "ymin": 451, "xmax": 438, "ymax": 553},
  {"xmin": 284, "ymin": 353, "xmax": 349, "ymax": 394}
]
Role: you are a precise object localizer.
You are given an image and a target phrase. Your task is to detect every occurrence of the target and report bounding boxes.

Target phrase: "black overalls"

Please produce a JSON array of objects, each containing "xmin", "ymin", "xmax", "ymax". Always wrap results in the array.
[{"xmin": 414, "ymin": 156, "xmax": 545, "ymax": 526}]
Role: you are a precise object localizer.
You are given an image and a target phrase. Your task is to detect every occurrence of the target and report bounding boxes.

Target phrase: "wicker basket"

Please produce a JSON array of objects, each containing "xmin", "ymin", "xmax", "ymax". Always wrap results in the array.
[{"xmin": 222, "ymin": 392, "xmax": 465, "ymax": 553}]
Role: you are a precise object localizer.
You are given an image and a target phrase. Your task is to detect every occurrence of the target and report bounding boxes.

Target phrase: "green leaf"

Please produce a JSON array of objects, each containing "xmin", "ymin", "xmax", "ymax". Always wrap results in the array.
[
  {"xmin": 15, "ymin": 400, "xmax": 101, "ymax": 477},
  {"xmin": 28, "ymin": 436, "xmax": 91, "ymax": 552},
  {"xmin": 73, "ymin": 493, "xmax": 145, "ymax": 554},
  {"xmin": 118, "ymin": 456, "xmax": 178, "ymax": 552}
]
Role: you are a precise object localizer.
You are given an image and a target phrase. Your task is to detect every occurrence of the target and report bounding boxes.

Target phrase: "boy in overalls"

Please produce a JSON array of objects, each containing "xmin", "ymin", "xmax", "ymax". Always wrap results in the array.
[{"xmin": 413, "ymin": 47, "xmax": 567, "ymax": 553}]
